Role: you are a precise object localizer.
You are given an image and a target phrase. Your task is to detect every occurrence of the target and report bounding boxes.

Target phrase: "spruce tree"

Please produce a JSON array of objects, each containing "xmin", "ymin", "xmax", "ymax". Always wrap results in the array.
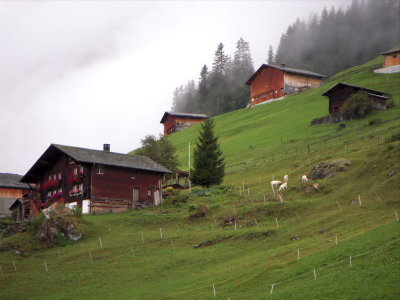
[
  {"xmin": 191, "ymin": 118, "xmax": 224, "ymax": 187},
  {"xmin": 267, "ymin": 45, "xmax": 274, "ymax": 64}
]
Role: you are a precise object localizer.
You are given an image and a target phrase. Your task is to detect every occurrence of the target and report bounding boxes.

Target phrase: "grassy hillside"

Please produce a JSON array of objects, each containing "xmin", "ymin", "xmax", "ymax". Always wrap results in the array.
[{"xmin": 1, "ymin": 55, "xmax": 399, "ymax": 299}]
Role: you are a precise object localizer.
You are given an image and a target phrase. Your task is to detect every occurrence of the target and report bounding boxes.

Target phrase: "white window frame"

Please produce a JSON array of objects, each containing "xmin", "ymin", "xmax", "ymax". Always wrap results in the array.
[
  {"xmin": 80, "ymin": 166, "xmax": 84, "ymax": 173},
  {"xmin": 73, "ymin": 167, "xmax": 78, "ymax": 175},
  {"xmin": 58, "ymin": 172, "xmax": 61, "ymax": 180},
  {"xmin": 147, "ymin": 189, "xmax": 152, "ymax": 197},
  {"xmin": 79, "ymin": 183, "xmax": 83, "ymax": 191},
  {"xmin": 96, "ymin": 165, "xmax": 104, "ymax": 175},
  {"xmin": 131, "ymin": 171, "xmax": 136, "ymax": 179}
]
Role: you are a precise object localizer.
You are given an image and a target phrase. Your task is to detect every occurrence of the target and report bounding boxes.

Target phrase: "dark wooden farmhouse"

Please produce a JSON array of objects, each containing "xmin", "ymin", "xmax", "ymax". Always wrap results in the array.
[
  {"xmin": 0, "ymin": 173, "xmax": 30, "ymax": 217},
  {"xmin": 160, "ymin": 112, "xmax": 208, "ymax": 136},
  {"xmin": 20, "ymin": 144, "xmax": 171, "ymax": 215},
  {"xmin": 381, "ymin": 48, "xmax": 400, "ymax": 67},
  {"xmin": 246, "ymin": 64, "xmax": 325, "ymax": 107},
  {"xmin": 321, "ymin": 82, "xmax": 390, "ymax": 114}
]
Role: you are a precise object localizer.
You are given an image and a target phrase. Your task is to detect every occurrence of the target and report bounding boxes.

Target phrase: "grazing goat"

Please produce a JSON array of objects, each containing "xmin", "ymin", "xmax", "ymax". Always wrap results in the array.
[
  {"xmin": 313, "ymin": 183, "xmax": 320, "ymax": 191},
  {"xmin": 278, "ymin": 182, "xmax": 288, "ymax": 192},
  {"xmin": 271, "ymin": 180, "xmax": 283, "ymax": 194},
  {"xmin": 284, "ymin": 174, "xmax": 289, "ymax": 182},
  {"xmin": 302, "ymin": 175, "xmax": 309, "ymax": 183}
]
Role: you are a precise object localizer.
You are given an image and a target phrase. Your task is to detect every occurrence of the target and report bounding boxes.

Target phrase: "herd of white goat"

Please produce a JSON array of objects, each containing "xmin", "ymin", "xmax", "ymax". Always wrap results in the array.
[{"xmin": 270, "ymin": 174, "xmax": 319, "ymax": 194}]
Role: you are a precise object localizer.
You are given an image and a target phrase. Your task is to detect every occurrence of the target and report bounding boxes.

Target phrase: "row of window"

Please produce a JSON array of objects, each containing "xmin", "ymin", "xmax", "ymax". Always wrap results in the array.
[
  {"xmin": 47, "ymin": 188, "xmax": 63, "ymax": 197},
  {"xmin": 95, "ymin": 165, "xmax": 137, "ymax": 179},
  {"xmin": 251, "ymin": 89, "xmax": 282, "ymax": 102}
]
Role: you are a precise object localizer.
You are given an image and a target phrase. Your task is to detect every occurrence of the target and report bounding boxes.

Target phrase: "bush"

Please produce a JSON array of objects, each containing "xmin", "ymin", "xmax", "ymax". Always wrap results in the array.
[
  {"xmin": 368, "ymin": 118, "xmax": 382, "ymax": 125},
  {"xmin": 163, "ymin": 191, "xmax": 189, "ymax": 206},
  {"xmin": 31, "ymin": 213, "xmax": 46, "ymax": 231},
  {"xmin": 71, "ymin": 206, "xmax": 82, "ymax": 219},
  {"xmin": 386, "ymin": 98, "xmax": 394, "ymax": 108},
  {"xmin": 195, "ymin": 203, "xmax": 209, "ymax": 217},
  {"xmin": 342, "ymin": 92, "xmax": 371, "ymax": 117}
]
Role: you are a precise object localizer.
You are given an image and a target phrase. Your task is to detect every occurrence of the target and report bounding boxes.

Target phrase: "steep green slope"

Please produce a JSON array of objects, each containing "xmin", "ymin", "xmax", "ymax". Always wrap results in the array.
[{"xmin": 1, "ymin": 55, "xmax": 399, "ymax": 299}]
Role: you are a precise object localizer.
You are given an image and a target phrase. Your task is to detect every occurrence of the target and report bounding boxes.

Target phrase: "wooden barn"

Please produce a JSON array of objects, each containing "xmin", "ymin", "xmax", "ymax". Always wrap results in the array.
[
  {"xmin": 20, "ymin": 144, "xmax": 171, "ymax": 215},
  {"xmin": 0, "ymin": 173, "xmax": 30, "ymax": 218},
  {"xmin": 160, "ymin": 112, "xmax": 208, "ymax": 136},
  {"xmin": 321, "ymin": 82, "xmax": 390, "ymax": 114},
  {"xmin": 246, "ymin": 64, "xmax": 325, "ymax": 107},
  {"xmin": 381, "ymin": 49, "xmax": 400, "ymax": 67}
]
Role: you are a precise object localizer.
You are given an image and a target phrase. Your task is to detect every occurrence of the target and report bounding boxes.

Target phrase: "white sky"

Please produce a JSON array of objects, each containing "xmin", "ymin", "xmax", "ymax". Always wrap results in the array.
[{"xmin": 0, "ymin": 0, "xmax": 349, "ymax": 175}]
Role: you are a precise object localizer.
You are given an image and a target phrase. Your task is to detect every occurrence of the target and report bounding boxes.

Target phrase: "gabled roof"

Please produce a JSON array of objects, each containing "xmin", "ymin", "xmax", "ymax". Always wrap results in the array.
[
  {"xmin": 21, "ymin": 144, "xmax": 172, "ymax": 183},
  {"xmin": 246, "ymin": 64, "xmax": 326, "ymax": 85},
  {"xmin": 321, "ymin": 82, "xmax": 391, "ymax": 98},
  {"xmin": 0, "ymin": 173, "xmax": 30, "ymax": 189},
  {"xmin": 381, "ymin": 48, "xmax": 400, "ymax": 56},
  {"xmin": 160, "ymin": 112, "xmax": 208, "ymax": 124}
]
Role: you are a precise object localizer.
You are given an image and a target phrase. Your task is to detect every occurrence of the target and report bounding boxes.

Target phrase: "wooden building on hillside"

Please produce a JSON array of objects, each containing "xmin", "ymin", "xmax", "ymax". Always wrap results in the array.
[
  {"xmin": 322, "ymin": 82, "xmax": 390, "ymax": 114},
  {"xmin": 20, "ymin": 144, "xmax": 171, "ymax": 215},
  {"xmin": 246, "ymin": 64, "xmax": 326, "ymax": 107},
  {"xmin": 0, "ymin": 173, "xmax": 30, "ymax": 217},
  {"xmin": 160, "ymin": 112, "xmax": 207, "ymax": 136},
  {"xmin": 381, "ymin": 49, "xmax": 400, "ymax": 67}
]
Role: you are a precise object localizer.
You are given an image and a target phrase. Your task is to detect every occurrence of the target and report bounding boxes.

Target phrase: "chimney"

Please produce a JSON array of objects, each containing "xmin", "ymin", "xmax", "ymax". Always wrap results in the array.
[
  {"xmin": 103, "ymin": 144, "xmax": 110, "ymax": 152},
  {"xmin": 281, "ymin": 63, "xmax": 286, "ymax": 68}
]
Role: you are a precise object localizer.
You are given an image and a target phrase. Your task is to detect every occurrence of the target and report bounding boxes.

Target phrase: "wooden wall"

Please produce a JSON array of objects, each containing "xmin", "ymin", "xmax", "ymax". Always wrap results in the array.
[
  {"xmin": 284, "ymin": 73, "xmax": 322, "ymax": 94},
  {"xmin": 0, "ymin": 187, "xmax": 24, "ymax": 198},
  {"xmin": 163, "ymin": 115, "xmax": 205, "ymax": 136},
  {"xmin": 249, "ymin": 66, "xmax": 284, "ymax": 106},
  {"xmin": 384, "ymin": 52, "xmax": 400, "ymax": 67},
  {"xmin": 91, "ymin": 165, "xmax": 161, "ymax": 205}
]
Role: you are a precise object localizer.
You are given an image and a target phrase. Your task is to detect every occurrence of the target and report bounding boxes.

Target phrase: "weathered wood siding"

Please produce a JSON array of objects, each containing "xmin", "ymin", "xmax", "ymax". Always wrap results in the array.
[
  {"xmin": 0, "ymin": 187, "xmax": 24, "ymax": 198},
  {"xmin": 249, "ymin": 66, "xmax": 284, "ymax": 106},
  {"xmin": 384, "ymin": 51, "xmax": 400, "ymax": 67},
  {"xmin": 327, "ymin": 86, "xmax": 387, "ymax": 114},
  {"xmin": 284, "ymin": 73, "xmax": 322, "ymax": 94}
]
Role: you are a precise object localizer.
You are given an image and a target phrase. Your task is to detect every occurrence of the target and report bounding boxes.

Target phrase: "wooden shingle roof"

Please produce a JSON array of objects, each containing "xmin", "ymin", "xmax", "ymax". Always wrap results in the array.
[
  {"xmin": 246, "ymin": 64, "xmax": 326, "ymax": 85},
  {"xmin": 160, "ymin": 112, "xmax": 208, "ymax": 124},
  {"xmin": 0, "ymin": 173, "xmax": 30, "ymax": 189},
  {"xmin": 21, "ymin": 144, "xmax": 172, "ymax": 183}
]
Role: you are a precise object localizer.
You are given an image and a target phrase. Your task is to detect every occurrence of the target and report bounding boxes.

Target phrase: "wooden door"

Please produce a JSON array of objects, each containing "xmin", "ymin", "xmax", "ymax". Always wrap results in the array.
[
  {"xmin": 153, "ymin": 190, "xmax": 161, "ymax": 206},
  {"xmin": 133, "ymin": 188, "xmax": 139, "ymax": 202}
]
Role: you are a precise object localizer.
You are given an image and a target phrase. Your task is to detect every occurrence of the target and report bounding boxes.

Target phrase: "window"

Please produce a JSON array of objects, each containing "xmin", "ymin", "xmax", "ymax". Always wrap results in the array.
[
  {"xmin": 47, "ymin": 191, "xmax": 51, "ymax": 197},
  {"xmin": 73, "ymin": 167, "xmax": 77, "ymax": 175},
  {"xmin": 147, "ymin": 189, "xmax": 152, "ymax": 197},
  {"xmin": 96, "ymin": 165, "xmax": 104, "ymax": 174},
  {"xmin": 73, "ymin": 184, "xmax": 77, "ymax": 192},
  {"xmin": 275, "ymin": 90, "xmax": 277, "ymax": 94},
  {"xmin": 393, "ymin": 54, "xmax": 397, "ymax": 58},
  {"xmin": 80, "ymin": 166, "xmax": 84, "ymax": 173},
  {"xmin": 48, "ymin": 175, "xmax": 51, "ymax": 180},
  {"xmin": 58, "ymin": 172, "xmax": 61, "ymax": 180},
  {"xmin": 53, "ymin": 174, "xmax": 56, "ymax": 180},
  {"xmin": 79, "ymin": 183, "xmax": 83, "ymax": 191},
  {"xmin": 58, "ymin": 188, "xmax": 62, "ymax": 194},
  {"xmin": 131, "ymin": 171, "xmax": 136, "ymax": 179}
]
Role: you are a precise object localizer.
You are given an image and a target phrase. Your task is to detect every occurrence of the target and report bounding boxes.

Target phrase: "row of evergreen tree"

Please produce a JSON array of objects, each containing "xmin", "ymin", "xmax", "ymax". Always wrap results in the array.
[
  {"xmin": 172, "ymin": 0, "xmax": 399, "ymax": 116},
  {"xmin": 171, "ymin": 38, "xmax": 254, "ymax": 116},
  {"xmin": 272, "ymin": 0, "xmax": 400, "ymax": 76}
]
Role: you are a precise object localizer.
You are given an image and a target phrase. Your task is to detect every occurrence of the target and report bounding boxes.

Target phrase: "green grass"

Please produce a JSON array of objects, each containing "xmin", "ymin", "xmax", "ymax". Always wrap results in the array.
[{"xmin": 1, "ymin": 55, "xmax": 399, "ymax": 299}]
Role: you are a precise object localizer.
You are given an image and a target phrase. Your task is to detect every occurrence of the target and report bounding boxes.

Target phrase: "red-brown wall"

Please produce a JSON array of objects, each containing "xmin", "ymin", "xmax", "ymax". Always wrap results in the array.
[
  {"xmin": 91, "ymin": 165, "xmax": 161, "ymax": 204},
  {"xmin": 249, "ymin": 67, "xmax": 284, "ymax": 106},
  {"xmin": 163, "ymin": 115, "xmax": 205, "ymax": 136}
]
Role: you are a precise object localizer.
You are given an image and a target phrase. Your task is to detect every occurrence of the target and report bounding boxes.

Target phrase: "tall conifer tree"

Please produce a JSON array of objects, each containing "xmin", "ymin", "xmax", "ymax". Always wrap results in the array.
[{"xmin": 191, "ymin": 118, "xmax": 224, "ymax": 187}]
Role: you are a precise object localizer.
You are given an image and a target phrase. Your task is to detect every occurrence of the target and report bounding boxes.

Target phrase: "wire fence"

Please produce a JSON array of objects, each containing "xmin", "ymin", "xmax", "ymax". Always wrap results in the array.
[
  {"xmin": 225, "ymin": 116, "xmax": 400, "ymax": 175},
  {"xmin": 0, "ymin": 190, "xmax": 399, "ymax": 299}
]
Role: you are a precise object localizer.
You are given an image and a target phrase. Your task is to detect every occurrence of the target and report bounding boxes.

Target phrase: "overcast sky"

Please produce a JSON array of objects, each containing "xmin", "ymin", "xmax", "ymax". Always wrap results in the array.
[{"xmin": 0, "ymin": 0, "xmax": 349, "ymax": 175}]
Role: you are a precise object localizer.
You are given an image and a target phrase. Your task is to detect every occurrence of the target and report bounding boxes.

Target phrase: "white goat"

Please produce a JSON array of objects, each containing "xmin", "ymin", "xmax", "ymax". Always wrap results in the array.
[
  {"xmin": 284, "ymin": 174, "xmax": 289, "ymax": 182},
  {"xmin": 278, "ymin": 182, "xmax": 288, "ymax": 192},
  {"xmin": 302, "ymin": 175, "xmax": 309, "ymax": 183},
  {"xmin": 271, "ymin": 180, "xmax": 283, "ymax": 194}
]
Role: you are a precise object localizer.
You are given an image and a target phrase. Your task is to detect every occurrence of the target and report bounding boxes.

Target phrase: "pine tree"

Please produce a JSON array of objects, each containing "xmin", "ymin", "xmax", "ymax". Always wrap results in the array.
[
  {"xmin": 191, "ymin": 118, "xmax": 224, "ymax": 187},
  {"xmin": 267, "ymin": 45, "xmax": 274, "ymax": 64}
]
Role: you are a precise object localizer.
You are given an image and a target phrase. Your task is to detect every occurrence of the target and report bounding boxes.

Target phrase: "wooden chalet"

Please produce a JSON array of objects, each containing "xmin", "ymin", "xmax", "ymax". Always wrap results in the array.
[
  {"xmin": 20, "ymin": 144, "xmax": 171, "ymax": 215},
  {"xmin": 160, "ymin": 112, "xmax": 208, "ymax": 136},
  {"xmin": 381, "ymin": 49, "xmax": 400, "ymax": 67},
  {"xmin": 0, "ymin": 173, "xmax": 30, "ymax": 218},
  {"xmin": 322, "ymin": 83, "xmax": 390, "ymax": 114},
  {"xmin": 246, "ymin": 64, "xmax": 326, "ymax": 107}
]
